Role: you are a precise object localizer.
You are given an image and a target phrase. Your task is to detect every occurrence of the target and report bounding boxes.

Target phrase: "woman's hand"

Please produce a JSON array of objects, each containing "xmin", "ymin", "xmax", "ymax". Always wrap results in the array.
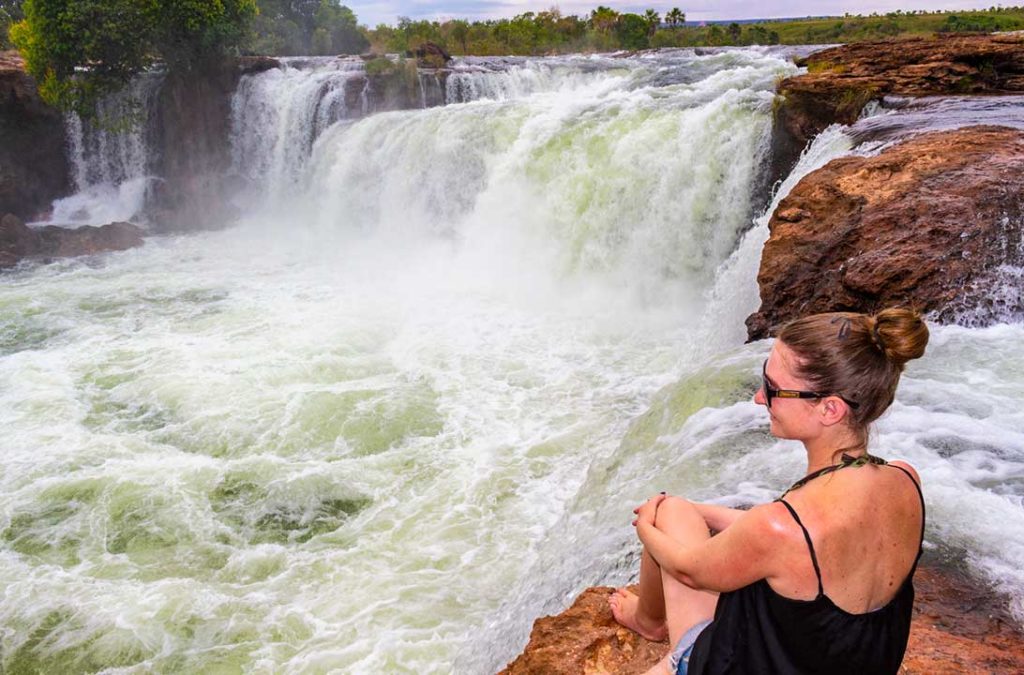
[{"xmin": 633, "ymin": 493, "xmax": 667, "ymax": 528}]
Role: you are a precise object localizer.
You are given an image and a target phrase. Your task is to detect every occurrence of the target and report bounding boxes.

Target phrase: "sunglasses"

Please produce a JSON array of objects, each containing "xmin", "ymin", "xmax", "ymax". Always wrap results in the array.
[{"xmin": 761, "ymin": 360, "xmax": 860, "ymax": 410}]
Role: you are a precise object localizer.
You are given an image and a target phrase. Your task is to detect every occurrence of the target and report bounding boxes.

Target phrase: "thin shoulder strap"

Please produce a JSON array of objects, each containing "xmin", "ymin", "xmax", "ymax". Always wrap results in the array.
[
  {"xmin": 776, "ymin": 498, "xmax": 824, "ymax": 597},
  {"xmin": 886, "ymin": 464, "xmax": 927, "ymax": 567}
]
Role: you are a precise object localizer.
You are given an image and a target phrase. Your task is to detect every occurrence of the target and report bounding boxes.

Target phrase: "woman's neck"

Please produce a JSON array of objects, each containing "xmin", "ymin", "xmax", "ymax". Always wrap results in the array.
[{"xmin": 804, "ymin": 430, "xmax": 866, "ymax": 474}]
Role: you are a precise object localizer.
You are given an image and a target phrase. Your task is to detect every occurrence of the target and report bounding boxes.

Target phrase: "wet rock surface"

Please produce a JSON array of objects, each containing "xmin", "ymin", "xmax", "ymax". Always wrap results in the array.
[
  {"xmin": 1, "ymin": 213, "xmax": 144, "ymax": 268},
  {"xmin": 0, "ymin": 51, "xmax": 70, "ymax": 221},
  {"xmin": 776, "ymin": 34, "xmax": 1024, "ymax": 152},
  {"xmin": 747, "ymin": 125, "xmax": 1024, "ymax": 340},
  {"xmin": 502, "ymin": 564, "xmax": 1024, "ymax": 674}
]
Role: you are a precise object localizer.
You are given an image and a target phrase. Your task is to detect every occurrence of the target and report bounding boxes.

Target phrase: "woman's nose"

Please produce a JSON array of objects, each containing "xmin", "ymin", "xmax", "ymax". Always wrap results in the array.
[{"xmin": 754, "ymin": 386, "xmax": 766, "ymax": 406}]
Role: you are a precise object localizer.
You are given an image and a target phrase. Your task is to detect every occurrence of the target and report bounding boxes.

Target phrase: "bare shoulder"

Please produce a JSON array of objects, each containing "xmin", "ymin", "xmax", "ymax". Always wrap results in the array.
[
  {"xmin": 887, "ymin": 460, "xmax": 922, "ymax": 487},
  {"xmin": 733, "ymin": 501, "xmax": 802, "ymax": 542}
]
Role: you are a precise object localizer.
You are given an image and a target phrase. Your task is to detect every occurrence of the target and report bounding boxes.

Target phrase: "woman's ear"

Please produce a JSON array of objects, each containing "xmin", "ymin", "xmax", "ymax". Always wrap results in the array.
[{"xmin": 820, "ymin": 397, "xmax": 849, "ymax": 427}]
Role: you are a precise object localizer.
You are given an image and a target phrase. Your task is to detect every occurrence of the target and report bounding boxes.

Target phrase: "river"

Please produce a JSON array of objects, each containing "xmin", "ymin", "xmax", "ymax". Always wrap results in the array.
[{"xmin": 2, "ymin": 48, "xmax": 1023, "ymax": 673}]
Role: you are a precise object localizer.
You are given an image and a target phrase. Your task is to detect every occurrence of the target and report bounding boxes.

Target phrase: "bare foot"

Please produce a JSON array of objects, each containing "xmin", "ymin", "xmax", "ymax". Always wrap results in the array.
[{"xmin": 609, "ymin": 587, "xmax": 668, "ymax": 642}]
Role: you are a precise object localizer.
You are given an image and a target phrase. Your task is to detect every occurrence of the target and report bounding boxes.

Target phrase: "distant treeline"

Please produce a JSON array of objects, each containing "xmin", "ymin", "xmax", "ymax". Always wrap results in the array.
[
  {"xmin": 4, "ymin": 1, "xmax": 1024, "ymax": 57},
  {"xmin": 364, "ymin": 6, "xmax": 1024, "ymax": 56}
]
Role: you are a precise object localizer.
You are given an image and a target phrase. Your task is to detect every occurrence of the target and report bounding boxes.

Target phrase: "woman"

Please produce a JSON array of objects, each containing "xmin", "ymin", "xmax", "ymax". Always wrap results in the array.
[{"xmin": 610, "ymin": 308, "xmax": 929, "ymax": 674}]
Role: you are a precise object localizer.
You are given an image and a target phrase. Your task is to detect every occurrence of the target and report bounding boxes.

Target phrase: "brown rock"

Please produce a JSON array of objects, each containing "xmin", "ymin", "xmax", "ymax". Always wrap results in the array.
[
  {"xmin": 903, "ymin": 566, "xmax": 1024, "ymax": 674},
  {"xmin": 0, "ymin": 213, "xmax": 144, "ymax": 268},
  {"xmin": 0, "ymin": 212, "xmax": 43, "ymax": 267},
  {"xmin": 746, "ymin": 126, "xmax": 1024, "ymax": 340},
  {"xmin": 772, "ymin": 34, "xmax": 1024, "ymax": 172},
  {"xmin": 501, "ymin": 586, "xmax": 667, "ymax": 675},
  {"xmin": 776, "ymin": 207, "xmax": 810, "ymax": 223},
  {"xmin": 502, "ymin": 565, "xmax": 1024, "ymax": 674},
  {"xmin": 237, "ymin": 55, "xmax": 281, "ymax": 75},
  {"xmin": 0, "ymin": 51, "xmax": 70, "ymax": 220},
  {"xmin": 37, "ymin": 221, "xmax": 145, "ymax": 258}
]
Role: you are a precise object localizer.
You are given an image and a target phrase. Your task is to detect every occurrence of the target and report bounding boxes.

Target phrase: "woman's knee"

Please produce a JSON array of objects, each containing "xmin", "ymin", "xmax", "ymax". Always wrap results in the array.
[
  {"xmin": 654, "ymin": 496, "xmax": 696, "ymax": 526},
  {"xmin": 654, "ymin": 496, "xmax": 710, "ymax": 538}
]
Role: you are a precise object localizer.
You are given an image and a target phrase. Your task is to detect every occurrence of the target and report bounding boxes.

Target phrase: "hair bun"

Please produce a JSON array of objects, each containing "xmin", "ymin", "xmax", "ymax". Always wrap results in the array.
[{"xmin": 868, "ymin": 308, "xmax": 929, "ymax": 368}]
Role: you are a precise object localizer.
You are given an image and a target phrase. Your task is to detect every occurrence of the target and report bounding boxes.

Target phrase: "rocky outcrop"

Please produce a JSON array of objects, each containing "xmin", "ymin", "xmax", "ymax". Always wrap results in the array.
[
  {"xmin": 0, "ymin": 51, "xmax": 70, "ymax": 221},
  {"xmin": 503, "ymin": 564, "xmax": 1024, "ymax": 674},
  {"xmin": 0, "ymin": 213, "xmax": 144, "ymax": 268},
  {"xmin": 747, "ymin": 125, "xmax": 1024, "ymax": 340},
  {"xmin": 772, "ymin": 34, "xmax": 1024, "ymax": 173},
  {"xmin": 501, "ymin": 586, "xmax": 666, "ymax": 675}
]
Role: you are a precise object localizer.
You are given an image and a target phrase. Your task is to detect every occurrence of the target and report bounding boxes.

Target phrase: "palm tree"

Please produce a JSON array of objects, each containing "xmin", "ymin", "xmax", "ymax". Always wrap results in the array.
[
  {"xmin": 590, "ymin": 5, "xmax": 620, "ymax": 34},
  {"xmin": 644, "ymin": 9, "xmax": 660, "ymax": 35},
  {"xmin": 665, "ymin": 8, "xmax": 686, "ymax": 28}
]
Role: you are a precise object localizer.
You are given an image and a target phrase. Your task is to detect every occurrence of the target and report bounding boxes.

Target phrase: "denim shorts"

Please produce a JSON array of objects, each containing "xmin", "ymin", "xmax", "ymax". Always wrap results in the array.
[{"xmin": 669, "ymin": 619, "xmax": 712, "ymax": 675}]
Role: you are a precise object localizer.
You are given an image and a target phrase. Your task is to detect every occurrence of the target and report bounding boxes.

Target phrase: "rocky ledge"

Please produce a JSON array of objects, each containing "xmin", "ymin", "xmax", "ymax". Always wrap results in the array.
[
  {"xmin": 775, "ymin": 34, "xmax": 1024, "ymax": 152},
  {"xmin": 747, "ymin": 125, "xmax": 1024, "ymax": 340},
  {"xmin": 0, "ymin": 213, "xmax": 145, "ymax": 269},
  {"xmin": 502, "ymin": 563, "xmax": 1024, "ymax": 674}
]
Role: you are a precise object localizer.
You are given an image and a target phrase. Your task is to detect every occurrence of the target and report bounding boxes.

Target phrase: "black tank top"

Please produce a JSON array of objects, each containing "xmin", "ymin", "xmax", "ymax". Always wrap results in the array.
[{"xmin": 687, "ymin": 463, "xmax": 926, "ymax": 675}]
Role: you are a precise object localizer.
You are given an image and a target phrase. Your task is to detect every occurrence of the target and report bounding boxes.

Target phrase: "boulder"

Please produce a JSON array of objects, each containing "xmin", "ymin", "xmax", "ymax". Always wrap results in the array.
[
  {"xmin": 407, "ymin": 41, "xmax": 452, "ymax": 67},
  {"xmin": 500, "ymin": 586, "xmax": 666, "ymax": 675},
  {"xmin": 502, "ymin": 565, "xmax": 1024, "ymax": 674},
  {"xmin": 0, "ymin": 213, "xmax": 144, "ymax": 268},
  {"xmin": 747, "ymin": 125, "xmax": 1024, "ymax": 340}
]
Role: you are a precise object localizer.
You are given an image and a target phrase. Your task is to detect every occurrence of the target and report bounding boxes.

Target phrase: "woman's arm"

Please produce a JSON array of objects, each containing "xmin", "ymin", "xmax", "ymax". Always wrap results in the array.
[
  {"xmin": 692, "ymin": 502, "xmax": 747, "ymax": 533},
  {"xmin": 636, "ymin": 500, "xmax": 790, "ymax": 593}
]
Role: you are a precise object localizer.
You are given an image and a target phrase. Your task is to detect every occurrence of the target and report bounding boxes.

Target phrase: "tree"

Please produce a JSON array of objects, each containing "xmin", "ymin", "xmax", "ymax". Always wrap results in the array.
[
  {"xmin": 616, "ymin": 13, "xmax": 650, "ymax": 49},
  {"xmin": 1, "ymin": 0, "xmax": 23, "ymax": 48},
  {"xmin": 246, "ymin": 0, "xmax": 365, "ymax": 55},
  {"xmin": 643, "ymin": 9, "xmax": 660, "ymax": 36},
  {"xmin": 449, "ymin": 19, "xmax": 469, "ymax": 54},
  {"xmin": 727, "ymin": 22, "xmax": 742, "ymax": 43},
  {"xmin": 665, "ymin": 7, "xmax": 685, "ymax": 28},
  {"xmin": 10, "ymin": 0, "xmax": 257, "ymax": 114},
  {"xmin": 590, "ymin": 5, "xmax": 619, "ymax": 34},
  {"xmin": 312, "ymin": 0, "xmax": 367, "ymax": 54}
]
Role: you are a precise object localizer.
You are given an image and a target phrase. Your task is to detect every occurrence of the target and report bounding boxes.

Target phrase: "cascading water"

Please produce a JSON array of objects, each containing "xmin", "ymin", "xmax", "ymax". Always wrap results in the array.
[
  {"xmin": 2, "ymin": 48, "xmax": 1023, "ymax": 675},
  {"xmin": 230, "ymin": 57, "xmax": 367, "ymax": 198},
  {"xmin": 47, "ymin": 72, "xmax": 165, "ymax": 226}
]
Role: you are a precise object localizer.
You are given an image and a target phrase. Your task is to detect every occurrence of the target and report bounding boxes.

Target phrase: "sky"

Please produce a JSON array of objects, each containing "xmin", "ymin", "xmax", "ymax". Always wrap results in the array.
[{"xmin": 346, "ymin": 0, "xmax": 1009, "ymax": 27}]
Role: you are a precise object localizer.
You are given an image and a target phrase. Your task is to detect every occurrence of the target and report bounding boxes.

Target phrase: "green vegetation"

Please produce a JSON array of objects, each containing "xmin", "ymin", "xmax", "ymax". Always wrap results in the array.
[
  {"xmin": 362, "ymin": 6, "xmax": 1024, "ymax": 57},
  {"xmin": 9, "ymin": 0, "xmax": 257, "ymax": 113},
  {"xmin": 754, "ymin": 7, "xmax": 1024, "ymax": 44},
  {"xmin": 0, "ymin": 1, "xmax": 22, "ymax": 49},
  {"xmin": 246, "ymin": 0, "xmax": 367, "ymax": 56},
  {"xmin": 8, "ymin": 1, "xmax": 1024, "ymax": 115}
]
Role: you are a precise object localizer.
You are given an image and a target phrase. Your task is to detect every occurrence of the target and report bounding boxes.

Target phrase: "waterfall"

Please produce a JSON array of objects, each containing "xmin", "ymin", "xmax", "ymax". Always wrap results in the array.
[
  {"xmin": 231, "ymin": 49, "xmax": 796, "ymax": 307},
  {"xmin": 47, "ymin": 72, "xmax": 165, "ymax": 226},
  {"xmin": 4, "ymin": 47, "xmax": 1023, "ymax": 675},
  {"xmin": 230, "ymin": 57, "xmax": 367, "ymax": 198}
]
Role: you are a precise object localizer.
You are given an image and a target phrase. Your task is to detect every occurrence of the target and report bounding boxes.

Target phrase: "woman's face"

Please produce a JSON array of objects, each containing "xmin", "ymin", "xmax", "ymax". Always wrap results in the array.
[{"xmin": 755, "ymin": 341, "xmax": 822, "ymax": 441}]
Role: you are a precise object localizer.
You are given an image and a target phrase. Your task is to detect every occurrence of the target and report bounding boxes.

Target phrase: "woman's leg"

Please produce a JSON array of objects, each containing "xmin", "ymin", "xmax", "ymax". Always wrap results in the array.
[{"xmin": 610, "ymin": 497, "xmax": 720, "ymax": 669}]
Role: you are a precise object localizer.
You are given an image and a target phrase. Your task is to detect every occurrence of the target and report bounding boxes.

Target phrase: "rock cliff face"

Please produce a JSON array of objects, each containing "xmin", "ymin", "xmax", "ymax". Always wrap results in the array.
[
  {"xmin": 747, "ymin": 125, "xmax": 1024, "ymax": 339},
  {"xmin": 0, "ymin": 51, "xmax": 69, "ymax": 221},
  {"xmin": 503, "ymin": 565, "xmax": 1024, "ymax": 674},
  {"xmin": 0, "ymin": 52, "xmax": 446, "ymax": 231},
  {"xmin": 147, "ymin": 62, "xmax": 251, "ymax": 231},
  {"xmin": 771, "ymin": 34, "xmax": 1024, "ymax": 174}
]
